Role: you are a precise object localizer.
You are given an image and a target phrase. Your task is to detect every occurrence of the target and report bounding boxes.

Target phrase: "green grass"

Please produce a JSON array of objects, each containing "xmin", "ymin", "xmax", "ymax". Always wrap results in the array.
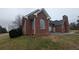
[
  {"xmin": 0, "ymin": 34, "xmax": 60, "ymax": 50},
  {"xmin": 0, "ymin": 33, "xmax": 79, "ymax": 50},
  {"xmin": 58, "ymin": 34, "xmax": 79, "ymax": 50}
]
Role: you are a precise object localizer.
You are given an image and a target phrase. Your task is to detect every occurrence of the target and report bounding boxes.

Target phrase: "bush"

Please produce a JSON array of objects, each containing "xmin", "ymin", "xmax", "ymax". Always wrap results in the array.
[{"xmin": 9, "ymin": 28, "xmax": 22, "ymax": 38}]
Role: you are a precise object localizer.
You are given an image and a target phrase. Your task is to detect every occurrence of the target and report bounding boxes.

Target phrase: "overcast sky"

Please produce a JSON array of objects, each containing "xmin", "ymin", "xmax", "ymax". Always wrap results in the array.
[{"xmin": 0, "ymin": 8, "xmax": 79, "ymax": 30}]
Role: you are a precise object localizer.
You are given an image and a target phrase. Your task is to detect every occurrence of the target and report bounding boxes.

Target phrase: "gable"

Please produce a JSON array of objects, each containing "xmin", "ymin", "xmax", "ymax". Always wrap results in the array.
[
  {"xmin": 23, "ymin": 8, "xmax": 51, "ymax": 20},
  {"xmin": 34, "ymin": 8, "xmax": 51, "ymax": 20},
  {"xmin": 37, "ymin": 11, "xmax": 48, "ymax": 21}
]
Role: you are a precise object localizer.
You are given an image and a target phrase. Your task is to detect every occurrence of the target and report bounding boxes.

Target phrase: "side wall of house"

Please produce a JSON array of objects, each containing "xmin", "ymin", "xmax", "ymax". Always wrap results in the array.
[
  {"xmin": 26, "ymin": 20, "xmax": 32, "ymax": 35},
  {"xmin": 22, "ymin": 18, "xmax": 33, "ymax": 35},
  {"xmin": 35, "ymin": 12, "xmax": 49, "ymax": 35},
  {"xmin": 55, "ymin": 25, "xmax": 65, "ymax": 33},
  {"xmin": 64, "ymin": 21, "xmax": 69, "ymax": 32},
  {"xmin": 22, "ymin": 12, "xmax": 50, "ymax": 36}
]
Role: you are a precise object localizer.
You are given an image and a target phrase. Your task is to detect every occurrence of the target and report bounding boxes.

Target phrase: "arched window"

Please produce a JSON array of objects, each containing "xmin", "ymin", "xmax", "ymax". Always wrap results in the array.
[{"xmin": 40, "ymin": 19, "xmax": 45, "ymax": 29}]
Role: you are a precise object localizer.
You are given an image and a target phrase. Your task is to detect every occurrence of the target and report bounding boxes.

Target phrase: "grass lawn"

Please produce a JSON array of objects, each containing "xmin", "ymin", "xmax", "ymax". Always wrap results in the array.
[{"xmin": 0, "ymin": 33, "xmax": 79, "ymax": 50}]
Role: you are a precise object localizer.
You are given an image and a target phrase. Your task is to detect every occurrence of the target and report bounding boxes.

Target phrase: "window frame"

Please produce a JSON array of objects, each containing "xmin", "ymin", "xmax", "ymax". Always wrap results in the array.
[
  {"xmin": 32, "ymin": 20, "xmax": 34, "ymax": 29},
  {"xmin": 40, "ymin": 19, "xmax": 45, "ymax": 29}
]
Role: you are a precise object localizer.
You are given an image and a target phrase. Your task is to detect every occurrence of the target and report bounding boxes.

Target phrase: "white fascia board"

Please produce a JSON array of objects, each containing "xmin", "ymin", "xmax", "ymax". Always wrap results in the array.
[
  {"xmin": 33, "ymin": 10, "xmax": 41, "ymax": 17},
  {"xmin": 47, "ymin": 17, "xmax": 51, "ymax": 19},
  {"xmin": 24, "ymin": 16, "xmax": 28, "ymax": 20},
  {"xmin": 34, "ymin": 13, "xmax": 38, "ymax": 17}
]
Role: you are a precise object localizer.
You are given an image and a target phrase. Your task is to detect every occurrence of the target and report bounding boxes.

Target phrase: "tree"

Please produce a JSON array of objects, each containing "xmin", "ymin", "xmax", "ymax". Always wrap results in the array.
[
  {"xmin": 76, "ymin": 19, "xmax": 79, "ymax": 29},
  {"xmin": 8, "ymin": 15, "xmax": 23, "ymax": 32},
  {"xmin": 0, "ymin": 25, "xmax": 7, "ymax": 33},
  {"xmin": 70, "ymin": 22, "xmax": 77, "ymax": 30},
  {"xmin": 13, "ymin": 15, "xmax": 22, "ymax": 28},
  {"xmin": 8, "ymin": 15, "xmax": 23, "ymax": 38}
]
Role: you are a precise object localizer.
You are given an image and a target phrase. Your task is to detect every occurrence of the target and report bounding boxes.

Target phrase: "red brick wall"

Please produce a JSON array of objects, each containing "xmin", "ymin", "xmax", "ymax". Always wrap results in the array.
[
  {"xmin": 22, "ymin": 12, "xmax": 49, "ymax": 36},
  {"xmin": 26, "ymin": 20, "xmax": 32, "ymax": 35},
  {"xmin": 50, "ymin": 15, "xmax": 69, "ymax": 33},
  {"xmin": 55, "ymin": 25, "xmax": 65, "ymax": 33},
  {"xmin": 63, "ymin": 15, "xmax": 69, "ymax": 32},
  {"xmin": 34, "ymin": 12, "xmax": 49, "ymax": 35},
  {"xmin": 22, "ymin": 18, "xmax": 27, "ymax": 35},
  {"xmin": 22, "ymin": 18, "xmax": 33, "ymax": 35}
]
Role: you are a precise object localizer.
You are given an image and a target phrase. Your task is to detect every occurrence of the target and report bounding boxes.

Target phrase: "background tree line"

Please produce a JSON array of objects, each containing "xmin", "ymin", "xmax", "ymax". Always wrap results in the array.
[
  {"xmin": 70, "ymin": 16, "xmax": 79, "ymax": 30},
  {"xmin": 0, "ymin": 26, "xmax": 7, "ymax": 33}
]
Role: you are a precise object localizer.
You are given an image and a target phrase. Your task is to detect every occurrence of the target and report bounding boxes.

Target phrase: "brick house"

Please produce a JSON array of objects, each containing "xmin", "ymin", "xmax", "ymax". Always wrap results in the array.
[
  {"xmin": 49, "ymin": 15, "xmax": 69, "ymax": 33},
  {"xmin": 22, "ymin": 8, "xmax": 51, "ymax": 36}
]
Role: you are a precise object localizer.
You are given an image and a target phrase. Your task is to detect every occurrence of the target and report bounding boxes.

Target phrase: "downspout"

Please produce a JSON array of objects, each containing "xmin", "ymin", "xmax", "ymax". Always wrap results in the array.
[
  {"xmin": 34, "ymin": 13, "xmax": 38, "ymax": 35},
  {"xmin": 34, "ymin": 18, "xmax": 36, "ymax": 35}
]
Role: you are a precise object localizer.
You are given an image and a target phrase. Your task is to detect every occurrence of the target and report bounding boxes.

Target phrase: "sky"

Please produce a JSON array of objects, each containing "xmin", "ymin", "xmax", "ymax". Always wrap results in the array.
[{"xmin": 0, "ymin": 8, "xmax": 79, "ymax": 30}]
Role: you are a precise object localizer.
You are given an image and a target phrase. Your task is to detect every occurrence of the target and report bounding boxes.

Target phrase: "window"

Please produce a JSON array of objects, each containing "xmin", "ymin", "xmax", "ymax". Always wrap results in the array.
[
  {"xmin": 32, "ymin": 20, "xmax": 34, "ymax": 29},
  {"xmin": 40, "ymin": 19, "xmax": 45, "ymax": 29}
]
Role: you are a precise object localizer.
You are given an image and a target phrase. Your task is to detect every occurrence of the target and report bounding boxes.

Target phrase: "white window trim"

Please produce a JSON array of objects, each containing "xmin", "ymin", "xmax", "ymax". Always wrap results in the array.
[
  {"xmin": 34, "ymin": 18, "xmax": 36, "ymax": 34},
  {"xmin": 40, "ymin": 19, "xmax": 45, "ymax": 29}
]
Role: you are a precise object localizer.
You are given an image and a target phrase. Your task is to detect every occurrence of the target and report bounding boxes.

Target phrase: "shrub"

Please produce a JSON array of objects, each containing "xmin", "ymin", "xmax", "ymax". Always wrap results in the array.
[{"xmin": 9, "ymin": 28, "xmax": 22, "ymax": 38}]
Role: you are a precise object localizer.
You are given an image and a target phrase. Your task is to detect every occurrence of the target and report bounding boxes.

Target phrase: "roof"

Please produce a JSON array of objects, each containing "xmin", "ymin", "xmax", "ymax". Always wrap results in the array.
[
  {"xmin": 24, "ymin": 8, "xmax": 51, "ymax": 19},
  {"xmin": 50, "ymin": 20, "xmax": 64, "ymax": 26},
  {"xmin": 26, "ymin": 9, "xmax": 40, "ymax": 17}
]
